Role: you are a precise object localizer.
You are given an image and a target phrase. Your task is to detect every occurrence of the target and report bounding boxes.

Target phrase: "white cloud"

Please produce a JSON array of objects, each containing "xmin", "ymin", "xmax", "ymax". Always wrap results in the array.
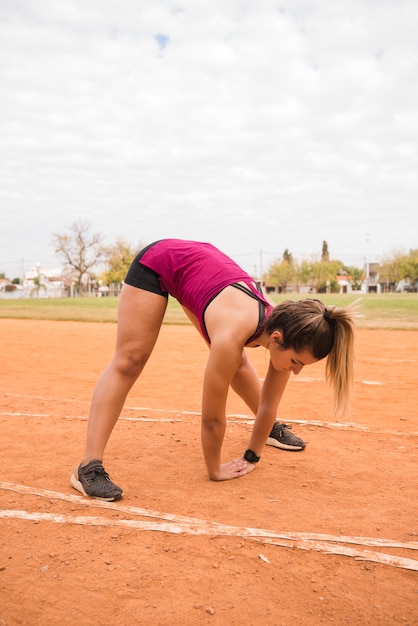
[{"xmin": 0, "ymin": 0, "xmax": 417, "ymax": 278}]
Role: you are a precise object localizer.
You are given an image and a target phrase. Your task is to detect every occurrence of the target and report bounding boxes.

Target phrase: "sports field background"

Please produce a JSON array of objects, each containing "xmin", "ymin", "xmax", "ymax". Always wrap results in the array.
[
  {"xmin": 0, "ymin": 295, "xmax": 417, "ymax": 625},
  {"xmin": 1, "ymin": 292, "xmax": 418, "ymax": 328}
]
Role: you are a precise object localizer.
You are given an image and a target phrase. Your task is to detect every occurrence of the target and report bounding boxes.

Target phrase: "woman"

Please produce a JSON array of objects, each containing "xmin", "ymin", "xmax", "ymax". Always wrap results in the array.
[{"xmin": 71, "ymin": 239, "xmax": 355, "ymax": 501}]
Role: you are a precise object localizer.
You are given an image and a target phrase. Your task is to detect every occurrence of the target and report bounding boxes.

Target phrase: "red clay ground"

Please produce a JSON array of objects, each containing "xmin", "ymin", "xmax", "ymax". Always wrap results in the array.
[{"xmin": 0, "ymin": 319, "xmax": 417, "ymax": 626}]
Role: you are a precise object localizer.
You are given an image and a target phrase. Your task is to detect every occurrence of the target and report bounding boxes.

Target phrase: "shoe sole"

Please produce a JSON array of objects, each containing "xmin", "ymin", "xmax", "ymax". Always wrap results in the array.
[
  {"xmin": 70, "ymin": 473, "xmax": 123, "ymax": 501},
  {"xmin": 266, "ymin": 436, "xmax": 306, "ymax": 451}
]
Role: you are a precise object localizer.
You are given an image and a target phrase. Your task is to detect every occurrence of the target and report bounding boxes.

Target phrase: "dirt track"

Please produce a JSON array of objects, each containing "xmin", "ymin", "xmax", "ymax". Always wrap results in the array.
[{"xmin": 1, "ymin": 319, "xmax": 417, "ymax": 625}]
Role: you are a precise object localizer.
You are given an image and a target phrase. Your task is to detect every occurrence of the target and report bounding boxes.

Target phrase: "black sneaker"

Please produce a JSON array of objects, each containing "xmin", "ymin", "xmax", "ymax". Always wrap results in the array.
[
  {"xmin": 266, "ymin": 422, "xmax": 306, "ymax": 451},
  {"xmin": 70, "ymin": 459, "xmax": 123, "ymax": 501}
]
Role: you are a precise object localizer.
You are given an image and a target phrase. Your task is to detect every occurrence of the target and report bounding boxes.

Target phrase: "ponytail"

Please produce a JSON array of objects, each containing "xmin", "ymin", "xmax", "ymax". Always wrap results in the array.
[{"xmin": 323, "ymin": 304, "xmax": 356, "ymax": 416}]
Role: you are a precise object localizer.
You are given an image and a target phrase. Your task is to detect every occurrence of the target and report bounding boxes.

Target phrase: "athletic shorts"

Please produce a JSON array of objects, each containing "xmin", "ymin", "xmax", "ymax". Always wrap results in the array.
[{"xmin": 124, "ymin": 241, "xmax": 168, "ymax": 298}]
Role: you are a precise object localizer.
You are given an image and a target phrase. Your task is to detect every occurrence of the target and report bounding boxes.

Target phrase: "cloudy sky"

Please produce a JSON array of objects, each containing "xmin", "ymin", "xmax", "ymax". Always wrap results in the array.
[{"xmin": 1, "ymin": 0, "xmax": 417, "ymax": 280}]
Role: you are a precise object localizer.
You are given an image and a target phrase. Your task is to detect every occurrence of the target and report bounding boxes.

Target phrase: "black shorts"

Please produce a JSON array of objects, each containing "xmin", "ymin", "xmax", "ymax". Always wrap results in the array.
[{"xmin": 124, "ymin": 241, "xmax": 168, "ymax": 298}]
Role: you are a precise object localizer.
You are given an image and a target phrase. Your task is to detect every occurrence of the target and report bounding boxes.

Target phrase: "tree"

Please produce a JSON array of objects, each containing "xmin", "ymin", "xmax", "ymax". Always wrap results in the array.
[
  {"xmin": 264, "ymin": 249, "xmax": 295, "ymax": 292},
  {"xmin": 30, "ymin": 273, "xmax": 47, "ymax": 298},
  {"xmin": 321, "ymin": 240, "xmax": 330, "ymax": 263},
  {"xmin": 379, "ymin": 250, "xmax": 408, "ymax": 291},
  {"xmin": 28, "ymin": 263, "xmax": 47, "ymax": 298},
  {"xmin": 343, "ymin": 265, "xmax": 364, "ymax": 291},
  {"xmin": 52, "ymin": 220, "xmax": 105, "ymax": 296},
  {"xmin": 282, "ymin": 248, "xmax": 293, "ymax": 264},
  {"xmin": 101, "ymin": 237, "xmax": 143, "ymax": 286},
  {"xmin": 296, "ymin": 259, "xmax": 313, "ymax": 291},
  {"xmin": 402, "ymin": 249, "xmax": 418, "ymax": 291},
  {"xmin": 310, "ymin": 258, "xmax": 343, "ymax": 293}
]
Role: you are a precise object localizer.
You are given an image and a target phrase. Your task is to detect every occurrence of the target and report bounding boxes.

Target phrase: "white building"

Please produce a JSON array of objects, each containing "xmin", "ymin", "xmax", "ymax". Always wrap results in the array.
[{"xmin": 23, "ymin": 263, "xmax": 67, "ymax": 298}]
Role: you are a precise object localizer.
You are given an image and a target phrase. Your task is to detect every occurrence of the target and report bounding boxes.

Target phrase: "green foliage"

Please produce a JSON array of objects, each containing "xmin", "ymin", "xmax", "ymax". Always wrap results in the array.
[
  {"xmin": 403, "ymin": 249, "xmax": 418, "ymax": 287},
  {"xmin": 329, "ymin": 279, "xmax": 340, "ymax": 293},
  {"xmin": 282, "ymin": 248, "xmax": 293, "ymax": 263},
  {"xmin": 265, "ymin": 247, "xmax": 418, "ymax": 294},
  {"xmin": 310, "ymin": 259, "xmax": 343, "ymax": 292},
  {"xmin": 380, "ymin": 248, "xmax": 418, "ymax": 291},
  {"xmin": 265, "ymin": 257, "xmax": 295, "ymax": 290},
  {"xmin": 297, "ymin": 260, "xmax": 312, "ymax": 287},
  {"xmin": 321, "ymin": 240, "xmax": 329, "ymax": 262},
  {"xmin": 30, "ymin": 274, "xmax": 47, "ymax": 298},
  {"xmin": 101, "ymin": 237, "xmax": 143, "ymax": 286},
  {"xmin": 343, "ymin": 266, "xmax": 364, "ymax": 291}
]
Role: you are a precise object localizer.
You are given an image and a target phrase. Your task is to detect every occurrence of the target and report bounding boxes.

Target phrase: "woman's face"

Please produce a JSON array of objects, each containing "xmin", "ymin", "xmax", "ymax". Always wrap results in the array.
[{"xmin": 268, "ymin": 331, "xmax": 318, "ymax": 374}]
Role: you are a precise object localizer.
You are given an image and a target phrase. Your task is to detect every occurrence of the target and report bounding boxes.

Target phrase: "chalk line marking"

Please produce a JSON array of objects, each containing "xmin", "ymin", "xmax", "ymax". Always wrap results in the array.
[
  {"xmin": 1, "ymin": 509, "xmax": 417, "ymax": 572},
  {"xmin": 0, "ymin": 411, "xmax": 183, "ymax": 423},
  {"xmin": 1, "ymin": 410, "xmax": 416, "ymax": 437},
  {"xmin": 291, "ymin": 378, "xmax": 387, "ymax": 386},
  {"xmin": 1, "ymin": 482, "xmax": 417, "ymax": 572}
]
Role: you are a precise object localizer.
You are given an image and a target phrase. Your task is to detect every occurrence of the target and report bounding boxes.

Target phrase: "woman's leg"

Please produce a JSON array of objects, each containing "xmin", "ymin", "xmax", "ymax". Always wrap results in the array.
[
  {"xmin": 230, "ymin": 350, "xmax": 262, "ymax": 415},
  {"xmin": 81, "ymin": 284, "xmax": 168, "ymax": 464}
]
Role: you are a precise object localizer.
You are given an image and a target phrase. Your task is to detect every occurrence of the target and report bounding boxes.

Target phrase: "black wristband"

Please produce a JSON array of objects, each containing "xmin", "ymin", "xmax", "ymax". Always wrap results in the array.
[{"xmin": 243, "ymin": 449, "xmax": 260, "ymax": 464}]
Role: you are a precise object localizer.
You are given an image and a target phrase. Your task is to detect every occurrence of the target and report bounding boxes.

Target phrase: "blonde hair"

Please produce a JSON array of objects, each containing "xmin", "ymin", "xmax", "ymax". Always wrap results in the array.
[{"xmin": 264, "ymin": 299, "xmax": 356, "ymax": 415}]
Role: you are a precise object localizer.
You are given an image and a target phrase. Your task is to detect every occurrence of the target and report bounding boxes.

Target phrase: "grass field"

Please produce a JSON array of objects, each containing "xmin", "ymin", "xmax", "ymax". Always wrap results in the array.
[{"xmin": 0, "ymin": 292, "xmax": 417, "ymax": 329}]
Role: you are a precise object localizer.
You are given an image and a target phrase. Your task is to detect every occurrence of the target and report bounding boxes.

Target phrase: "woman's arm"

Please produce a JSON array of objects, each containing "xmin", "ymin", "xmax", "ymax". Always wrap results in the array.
[
  {"xmin": 246, "ymin": 363, "xmax": 291, "ymax": 457},
  {"xmin": 198, "ymin": 285, "xmax": 265, "ymax": 480},
  {"xmin": 200, "ymin": 339, "xmax": 251, "ymax": 480}
]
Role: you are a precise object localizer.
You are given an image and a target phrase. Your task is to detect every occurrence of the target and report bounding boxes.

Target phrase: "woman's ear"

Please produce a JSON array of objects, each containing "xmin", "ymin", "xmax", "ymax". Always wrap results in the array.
[{"xmin": 270, "ymin": 330, "xmax": 283, "ymax": 344}]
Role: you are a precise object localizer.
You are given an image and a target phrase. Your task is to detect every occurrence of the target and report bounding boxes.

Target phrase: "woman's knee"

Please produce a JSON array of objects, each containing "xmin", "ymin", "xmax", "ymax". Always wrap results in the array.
[{"xmin": 112, "ymin": 349, "xmax": 151, "ymax": 379}]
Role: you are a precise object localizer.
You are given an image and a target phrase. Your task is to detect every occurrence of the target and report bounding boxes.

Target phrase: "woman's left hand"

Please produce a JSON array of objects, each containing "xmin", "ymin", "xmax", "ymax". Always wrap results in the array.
[{"xmin": 211, "ymin": 457, "xmax": 256, "ymax": 481}]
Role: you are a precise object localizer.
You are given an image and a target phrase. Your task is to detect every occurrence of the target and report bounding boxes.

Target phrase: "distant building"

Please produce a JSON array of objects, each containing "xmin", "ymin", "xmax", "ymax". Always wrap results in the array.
[
  {"xmin": 0, "ymin": 278, "xmax": 18, "ymax": 293},
  {"xmin": 22, "ymin": 264, "xmax": 67, "ymax": 298},
  {"xmin": 363, "ymin": 262, "xmax": 380, "ymax": 293},
  {"xmin": 336, "ymin": 275, "xmax": 353, "ymax": 294}
]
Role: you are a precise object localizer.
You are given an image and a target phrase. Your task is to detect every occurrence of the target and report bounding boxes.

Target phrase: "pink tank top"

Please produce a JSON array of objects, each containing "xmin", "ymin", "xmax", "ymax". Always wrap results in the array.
[{"xmin": 139, "ymin": 239, "xmax": 271, "ymax": 343}]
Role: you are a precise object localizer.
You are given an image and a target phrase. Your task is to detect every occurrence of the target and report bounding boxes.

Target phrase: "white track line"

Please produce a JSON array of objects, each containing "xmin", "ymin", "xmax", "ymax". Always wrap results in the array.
[
  {"xmin": 1, "ymin": 509, "xmax": 417, "ymax": 572},
  {"xmin": 1, "ymin": 482, "xmax": 417, "ymax": 571},
  {"xmin": 1, "ymin": 409, "xmax": 416, "ymax": 436}
]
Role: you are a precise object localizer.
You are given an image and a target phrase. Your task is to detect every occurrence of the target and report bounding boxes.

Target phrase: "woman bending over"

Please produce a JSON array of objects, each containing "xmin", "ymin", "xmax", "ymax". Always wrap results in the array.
[{"xmin": 71, "ymin": 239, "xmax": 355, "ymax": 501}]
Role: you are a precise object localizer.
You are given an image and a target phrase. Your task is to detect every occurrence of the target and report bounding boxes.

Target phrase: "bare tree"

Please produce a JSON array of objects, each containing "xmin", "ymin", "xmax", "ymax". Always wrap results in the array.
[{"xmin": 52, "ymin": 220, "xmax": 105, "ymax": 296}]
